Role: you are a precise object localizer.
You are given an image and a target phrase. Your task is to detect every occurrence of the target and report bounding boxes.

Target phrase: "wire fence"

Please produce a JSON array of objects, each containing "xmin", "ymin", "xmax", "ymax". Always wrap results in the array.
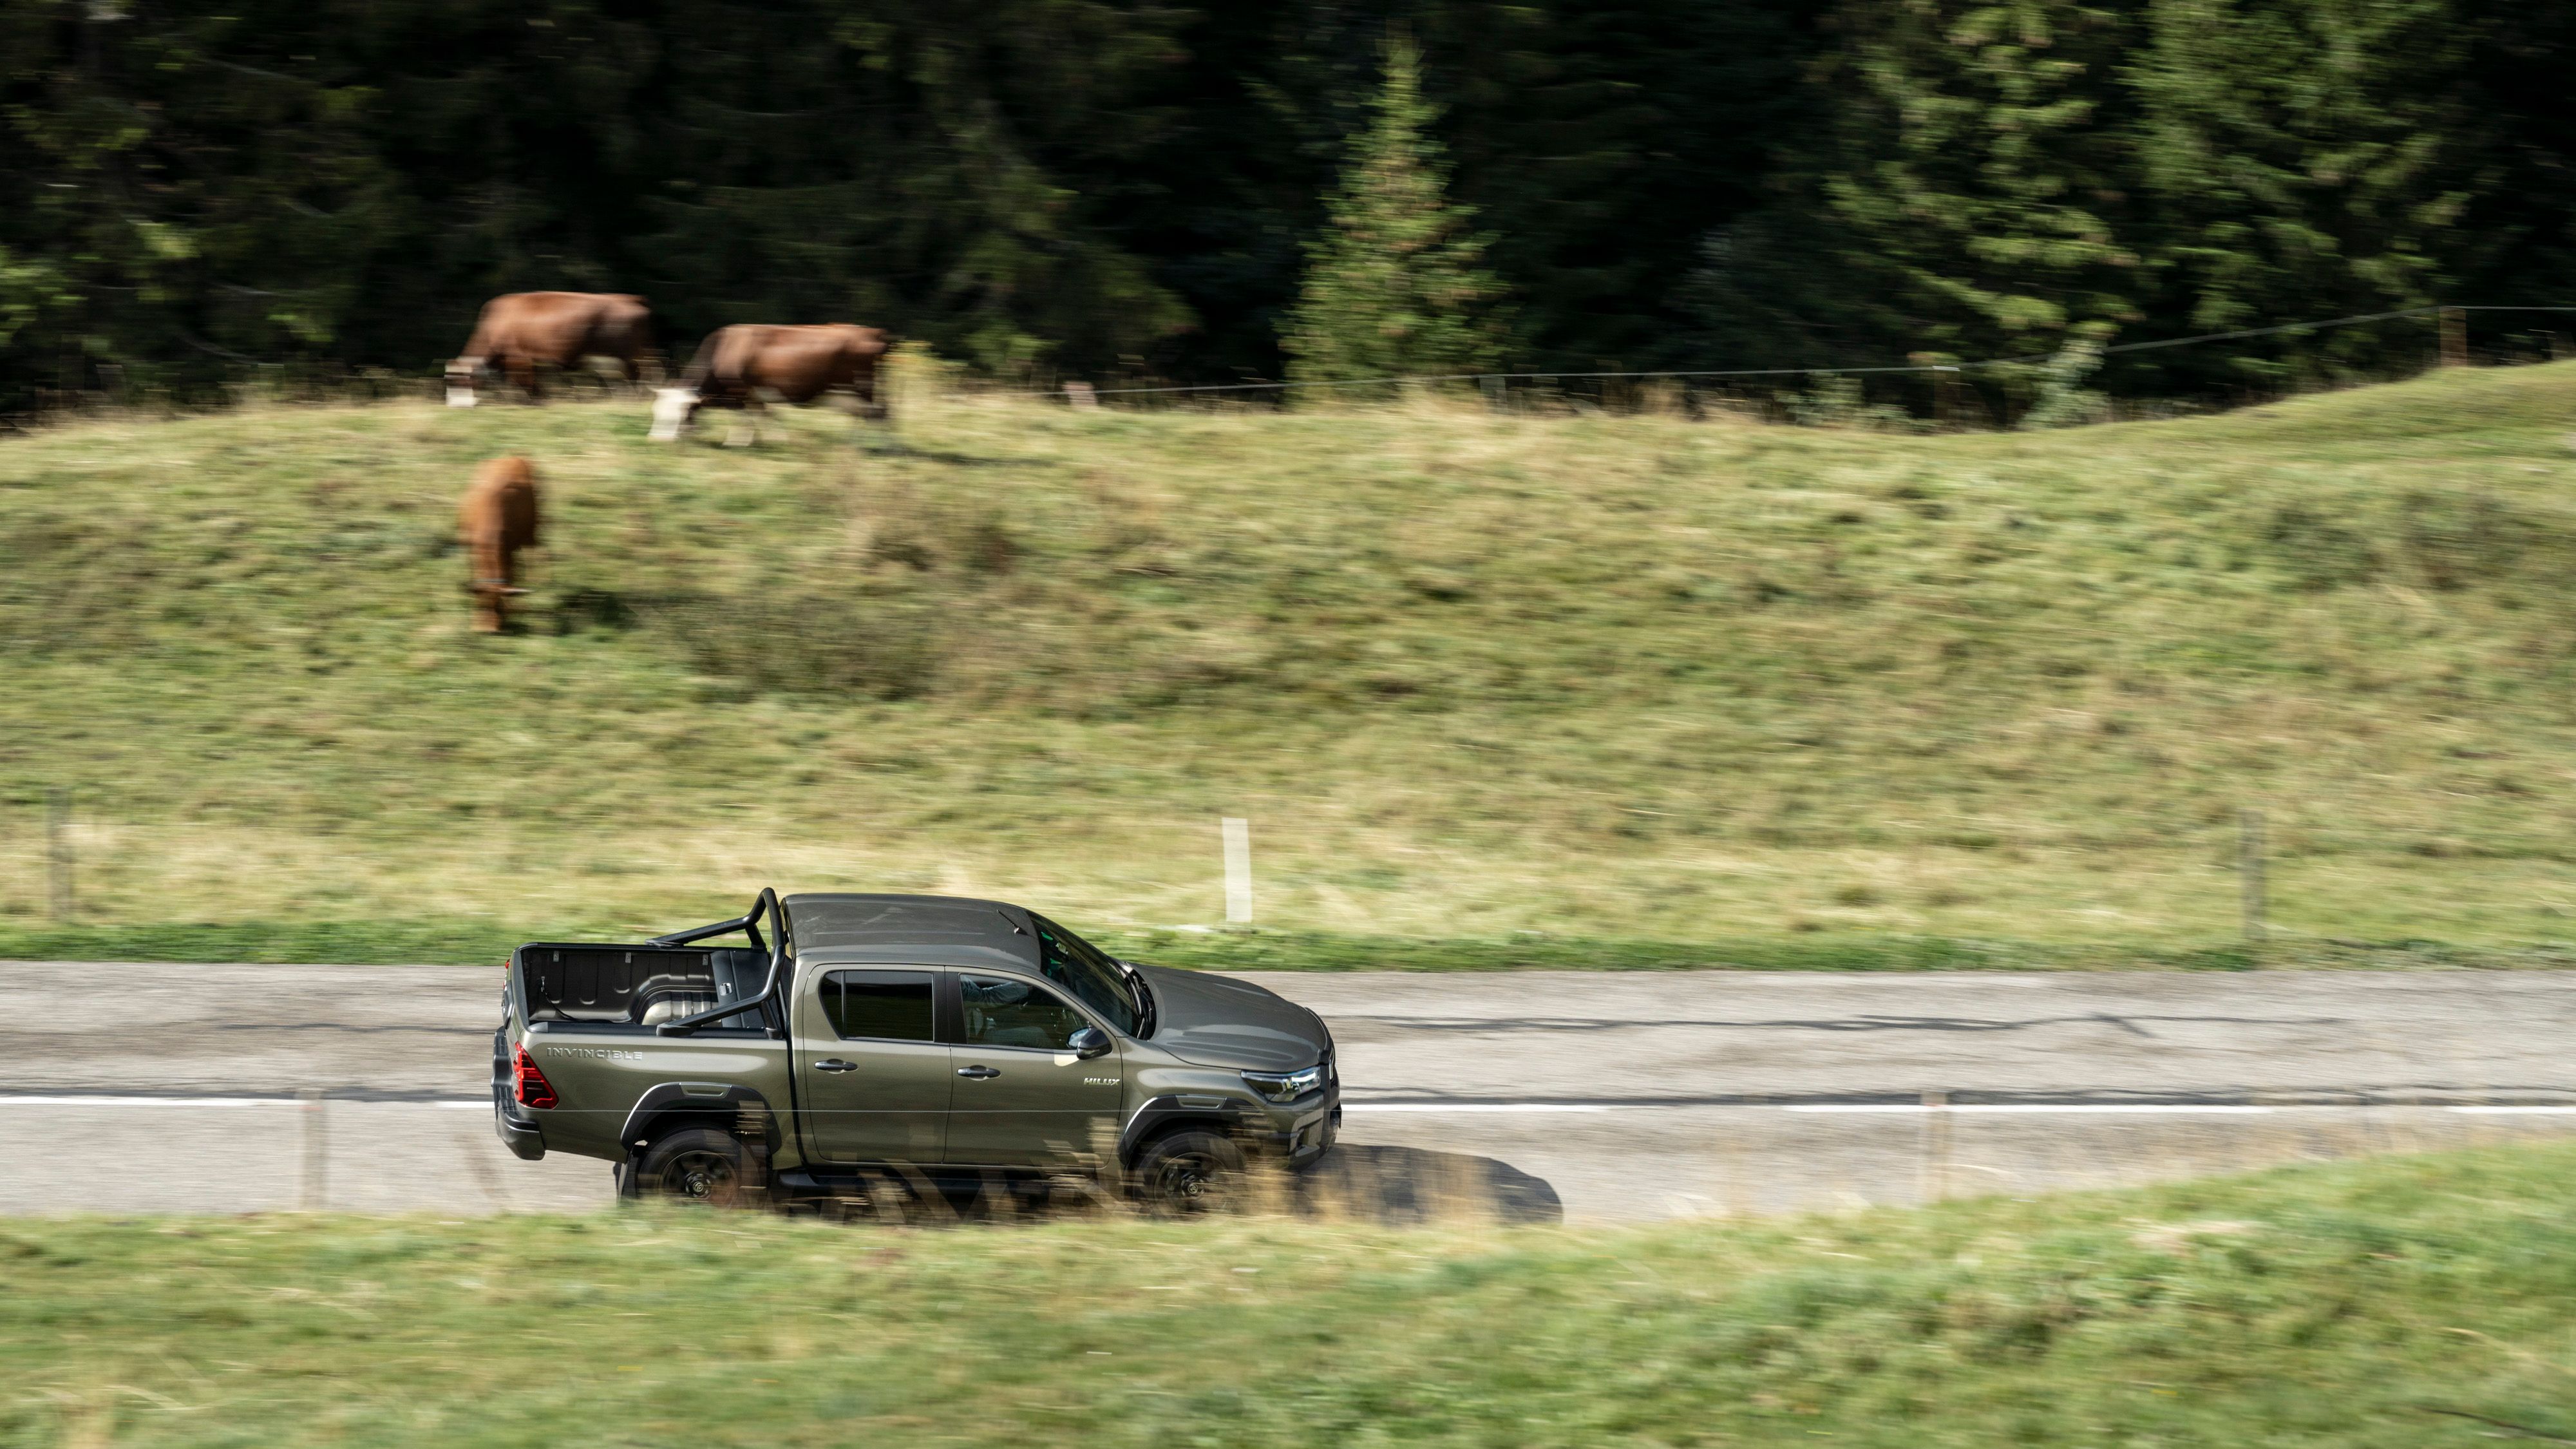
[
  {"xmin": 19, "ymin": 301, "xmax": 2574, "ymax": 424},
  {"xmin": 1052, "ymin": 303, "xmax": 2576, "ymax": 401}
]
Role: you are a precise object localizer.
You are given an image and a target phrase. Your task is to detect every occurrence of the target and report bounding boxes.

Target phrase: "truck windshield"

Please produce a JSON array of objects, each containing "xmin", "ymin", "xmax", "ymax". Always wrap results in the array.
[{"xmin": 1030, "ymin": 914, "xmax": 1142, "ymax": 1036}]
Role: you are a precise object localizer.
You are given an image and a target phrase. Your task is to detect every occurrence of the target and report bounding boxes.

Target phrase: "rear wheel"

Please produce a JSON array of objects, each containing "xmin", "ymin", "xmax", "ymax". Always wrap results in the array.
[
  {"xmin": 632, "ymin": 1127, "xmax": 758, "ymax": 1208},
  {"xmin": 1133, "ymin": 1128, "xmax": 1246, "ymax": 1215}
]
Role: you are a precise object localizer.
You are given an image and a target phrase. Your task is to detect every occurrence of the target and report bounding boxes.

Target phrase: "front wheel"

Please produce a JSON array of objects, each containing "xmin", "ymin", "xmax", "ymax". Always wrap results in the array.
[
  {"xmin": 1132, "ymin": 1128, "xmax": 1246, "ymax": 1216},
  {"xmin": 632, "ymin": 1127, "xmax": 759, "ymax": 1208}
]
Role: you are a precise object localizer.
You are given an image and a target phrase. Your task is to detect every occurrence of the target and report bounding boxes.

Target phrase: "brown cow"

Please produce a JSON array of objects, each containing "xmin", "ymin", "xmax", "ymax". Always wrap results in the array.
[
  {"xmin": 649, "ymin": 323, "xmax": 890, "ymax": 443},
  {"xmin": 448, "ymin": 292, "xmax": 656, "ymax": 406},
  {"xmin": 459, "ymin": 457, "xmax": 542, "ymax": 633}
]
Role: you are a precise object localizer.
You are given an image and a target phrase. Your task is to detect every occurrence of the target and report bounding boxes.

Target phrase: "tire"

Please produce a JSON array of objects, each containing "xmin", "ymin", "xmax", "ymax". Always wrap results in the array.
[
  {"xmin": 1132, "ymin": 1128, "xmax": 1247, "ymax": 1215},
  {"xmin": 632, "ymin": 1126, "xmax": 759, "ymax": 1208}
]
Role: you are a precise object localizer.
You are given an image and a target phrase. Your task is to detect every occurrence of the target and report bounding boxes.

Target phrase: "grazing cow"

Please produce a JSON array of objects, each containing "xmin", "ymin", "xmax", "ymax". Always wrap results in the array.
[
  {"xmin": 448, "ymin": 292, "xmax": 656, "ymax": 406},
  {"xmin": 650, "ymin": 324, "xmax": 890, "ymax": 443},
  {"xmin": 459, "ymin": 456, "xmax": 542, "ymax": 633}
]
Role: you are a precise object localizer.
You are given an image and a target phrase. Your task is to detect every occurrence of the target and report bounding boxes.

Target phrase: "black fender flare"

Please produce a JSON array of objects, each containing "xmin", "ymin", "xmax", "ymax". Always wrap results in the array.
[
  {"xmin": 1118, "ymin": 1094, "xmax": 1252, "ymax": 1171},
  {"xmin": 619, "ymin": 1083, "xmax": 782, "ymax": 1162}
]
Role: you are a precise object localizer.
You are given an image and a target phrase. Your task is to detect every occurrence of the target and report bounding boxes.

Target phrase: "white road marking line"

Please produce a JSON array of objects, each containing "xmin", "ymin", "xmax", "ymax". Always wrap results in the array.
[
  {"xmin": 5, "ymin": 1096, "xmax": 2568, "ymax": 1116},
  {"xmin": 0, "ymin": 1095, "xmax": 283, "ymax": 1108},
  {"xmin": 0, "ymin": 1095, "xmax": 491, "ymax": 1109},
  {"xmin": 1344, "ymin": 1103, "xmax": 1611, "ymax": 1113},
  {"xmin": 1358, "ymin": 1103, "xmax": 2576, "ymax": 1115},
  {"xmin": 1788, "ymin": 1103, "xmax": 2277, "ymax": 1115},
  {"xmin": 2452, "ymin": 1105, "xmax": 2576, "ymax": 1115}
]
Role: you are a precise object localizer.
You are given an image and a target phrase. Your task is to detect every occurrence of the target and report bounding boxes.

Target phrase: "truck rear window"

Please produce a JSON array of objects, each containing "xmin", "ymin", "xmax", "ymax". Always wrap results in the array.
[{"xmin": 822, "ymin": 971, "xmax": 936, "ymax": 1042}]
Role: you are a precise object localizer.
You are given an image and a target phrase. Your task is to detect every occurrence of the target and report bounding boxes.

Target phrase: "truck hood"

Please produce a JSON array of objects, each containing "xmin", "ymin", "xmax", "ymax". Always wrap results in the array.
[{"xmin": 1132, "ymin": 963, "xmax": 1329, "ymax": 1072}]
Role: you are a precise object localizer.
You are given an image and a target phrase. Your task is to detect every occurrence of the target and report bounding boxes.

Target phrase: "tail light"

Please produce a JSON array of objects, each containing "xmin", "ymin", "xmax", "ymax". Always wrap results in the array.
[{"xmin": 513, "ymin": 1045, "xmax": 558, "ymax": 1110}]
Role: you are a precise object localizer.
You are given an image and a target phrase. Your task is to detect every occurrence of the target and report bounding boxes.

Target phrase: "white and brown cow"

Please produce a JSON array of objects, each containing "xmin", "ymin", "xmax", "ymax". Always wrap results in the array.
[
  {"xmin": 448, "ymin": 292, "xmax": 657, "ymax": 406},
  {"xmin": 650, "ymin": 324, "xmax": 891, "ymax": 444}
]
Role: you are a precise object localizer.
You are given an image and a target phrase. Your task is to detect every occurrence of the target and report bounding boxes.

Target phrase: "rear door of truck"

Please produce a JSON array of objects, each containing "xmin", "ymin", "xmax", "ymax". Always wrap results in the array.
[{"xmin": 790, "ymin": 966, "xmax": 952, "ymax": 1167}]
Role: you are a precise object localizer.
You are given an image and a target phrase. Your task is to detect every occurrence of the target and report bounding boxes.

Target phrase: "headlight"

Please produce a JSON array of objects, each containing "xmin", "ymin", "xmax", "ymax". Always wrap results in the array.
[{"xmin": 1242, "ymin": 1065, "xmax": 1325, "ymax": 1103}]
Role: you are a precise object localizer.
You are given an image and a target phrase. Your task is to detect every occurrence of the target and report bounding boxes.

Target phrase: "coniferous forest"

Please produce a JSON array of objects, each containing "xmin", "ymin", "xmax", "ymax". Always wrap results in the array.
[{"xmin": 3, "ymin": 0, "xmax": 2571, "ymax": 415}]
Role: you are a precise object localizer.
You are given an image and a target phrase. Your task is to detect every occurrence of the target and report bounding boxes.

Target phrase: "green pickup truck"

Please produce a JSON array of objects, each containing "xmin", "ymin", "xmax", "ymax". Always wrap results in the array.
[{"xmin": 491, "ymin": 889, "xmax": 1340, "ymax": 1212}]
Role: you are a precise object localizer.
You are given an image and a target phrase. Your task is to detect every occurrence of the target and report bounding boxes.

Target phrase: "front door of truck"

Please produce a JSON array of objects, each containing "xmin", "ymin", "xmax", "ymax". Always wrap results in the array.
[
  {"xmin": 943, "ymin": 973, "xmax": 1125, "ymax": 1168},
  {"xmin": 794, "ymin": 969, "xmax": 951, "ymax": 1166}
]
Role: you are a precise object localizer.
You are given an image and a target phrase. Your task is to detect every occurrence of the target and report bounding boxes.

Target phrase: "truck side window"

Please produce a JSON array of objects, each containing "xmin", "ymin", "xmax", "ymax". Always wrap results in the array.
[
  {"xmin": 822, "ymin": 971, "xmax": 936, "ymax": 1043},
  {"xmin": 1028, "ymin": 914, "xmax": 1141, "ymax": 1034},
  {"xmin": 957, "ymin": 974, "xmax": 1089, "ymax": 1052}
]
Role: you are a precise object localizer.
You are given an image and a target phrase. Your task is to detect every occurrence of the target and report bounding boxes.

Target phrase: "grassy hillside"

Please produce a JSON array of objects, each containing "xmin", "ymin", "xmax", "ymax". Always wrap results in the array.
[
  {"xmin": 6, "ymin": 363, "xmax": 2576, "ymax": 963},
  {"xmin": 4, "ymin": 1142, "xmax": 2573, "ymax": 1445}
]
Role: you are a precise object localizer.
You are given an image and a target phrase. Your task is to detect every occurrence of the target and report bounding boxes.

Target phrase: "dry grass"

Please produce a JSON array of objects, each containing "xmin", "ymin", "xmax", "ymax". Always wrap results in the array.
[
  {"xmin": 4, "ymin": 1141, "xmax": 2575, "ymax": 1446},
  {"xmin": 5, "ymin": 360, "xmax": 2576, "ymax": 960}
]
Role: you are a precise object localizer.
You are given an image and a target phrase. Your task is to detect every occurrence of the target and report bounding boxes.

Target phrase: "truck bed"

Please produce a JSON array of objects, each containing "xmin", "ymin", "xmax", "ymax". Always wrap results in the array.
[{"xmin": 516, "ymin": 944, "xmax": 769, "ymax": 1030}]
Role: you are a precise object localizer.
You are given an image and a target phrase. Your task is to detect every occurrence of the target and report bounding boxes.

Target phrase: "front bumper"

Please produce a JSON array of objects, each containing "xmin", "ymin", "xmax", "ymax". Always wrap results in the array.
[
  {"xmin": 1266, "ymin": 1083, "xmax": 1340, "ymax": 1166},
  {"xmin": 1285, "ymin": 1105, "xmax": 1338, "ymax": 1164},
  {"xmin": 1121, "ymin": 1056, "xmax": 1341, "ymax": 1171},
  {"xmin": 1287, "ymin": 1052, "xmax": 1343, "ymax": 1164}
]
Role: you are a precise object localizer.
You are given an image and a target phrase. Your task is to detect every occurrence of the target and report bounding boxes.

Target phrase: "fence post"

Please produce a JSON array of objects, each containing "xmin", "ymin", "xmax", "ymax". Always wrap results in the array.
[
  {"xmin": 1909, "ymin": 355, "xmax": 1961, "ymax": 430},
  {"xmin": 1481, "ymin": 374, "xmax": 1504, "ymax": 412},
  {"xmin": 299, "ymin": 1088, "xmax": 328, "ymax": 1211},
  {"xmin": 2240, "ymin": 808, "xmax": 2267, "ymax": 944},
  {"xmin": 1221, "ymin": 817, "xmax": 1253, "ymax": 925},
  {"xmin": 1062, "ymin": 380, "xmax": 1099, "ymax": 410},
  {"xmin": 1918, "ymin": 1090, "xmax": 1951, "ymax": 1202},
  {"xmin": 2440, "ymin": 307, "xmax": 2468, "ymax": 368},
  {"xmin": 46, "ymin": 787, "xmax": 73, "ymax": 925}
]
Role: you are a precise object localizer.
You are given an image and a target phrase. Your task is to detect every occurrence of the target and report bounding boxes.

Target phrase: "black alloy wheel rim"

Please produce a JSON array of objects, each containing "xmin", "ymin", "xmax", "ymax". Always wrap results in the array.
[
  {"xmin": 1156, "ymin": 1152, "xmax": 1221, "ymax": 1206},
  {"xmin": 667, "ymin": 1150, "xmax": 735, "ymax": 1200}
]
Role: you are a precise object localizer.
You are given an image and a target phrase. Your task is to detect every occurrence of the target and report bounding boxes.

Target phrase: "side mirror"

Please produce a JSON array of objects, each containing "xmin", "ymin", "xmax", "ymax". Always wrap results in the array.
[{"xmin": 1069, "ymin": 1025, "xmax": 1112, "ymax": 1059}]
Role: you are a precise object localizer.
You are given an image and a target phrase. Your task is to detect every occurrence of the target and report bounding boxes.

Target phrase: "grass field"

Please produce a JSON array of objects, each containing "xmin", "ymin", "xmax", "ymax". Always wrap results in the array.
[
  {"xmin": 6, "ymin": 361, "xmax": 2576, "ymax": 963},
  {"xmin": 2, "ymin": 1141, "xmax": 2571, "ymax": 1445}
]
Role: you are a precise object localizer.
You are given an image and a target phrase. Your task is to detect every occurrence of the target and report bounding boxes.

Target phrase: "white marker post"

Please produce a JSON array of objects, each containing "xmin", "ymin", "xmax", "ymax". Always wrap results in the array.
[{"xmin": 1221, "ymin": 817, "xmax": 1253, "ymax": 925}]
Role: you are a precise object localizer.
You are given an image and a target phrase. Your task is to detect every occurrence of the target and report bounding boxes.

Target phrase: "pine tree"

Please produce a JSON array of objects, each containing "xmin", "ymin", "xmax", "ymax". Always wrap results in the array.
[
  {"xmin": 1818, "ymin": 0, "xmax": 2142, "ymax": 357},
  {"xmin": 1282, "ymin": 38, "xmax": 1504, "ymax": 387},
  {"xmin": 2127, "ymin": 0, "xmax": 2480, "ymax": 392},
  {"xmin": 1675, "ymin": 0, "xmax": 2143, "ymax": 410}
]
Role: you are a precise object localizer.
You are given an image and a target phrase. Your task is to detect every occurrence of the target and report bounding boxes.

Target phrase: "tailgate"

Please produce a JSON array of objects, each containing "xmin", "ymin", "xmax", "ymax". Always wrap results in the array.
[{"xmin": 503, "ymin": 943, "xmax": 782, "ymax": 1164}]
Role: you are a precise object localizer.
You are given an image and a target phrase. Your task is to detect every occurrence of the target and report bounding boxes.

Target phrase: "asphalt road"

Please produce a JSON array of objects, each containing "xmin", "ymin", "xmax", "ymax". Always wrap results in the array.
[{"xmin": 5, "ymin": 963, "xmax": 2571, "ymax": 1222}]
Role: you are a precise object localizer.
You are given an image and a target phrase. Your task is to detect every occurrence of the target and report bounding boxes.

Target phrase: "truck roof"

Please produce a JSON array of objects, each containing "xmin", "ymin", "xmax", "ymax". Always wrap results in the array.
[{"xmin": 782, "ymin": 893, "xmax": 1044, "ymax": 971}]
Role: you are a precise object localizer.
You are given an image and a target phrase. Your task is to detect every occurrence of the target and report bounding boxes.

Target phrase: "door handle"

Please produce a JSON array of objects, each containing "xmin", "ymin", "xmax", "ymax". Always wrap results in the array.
[
  {"xmin": 814, "ymin": 1059, "xmax": 858, "ymax": 1073},
  {"xmin": 956, "ymin": 1065, "xmax": 1001, "ymax": 1080}
]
